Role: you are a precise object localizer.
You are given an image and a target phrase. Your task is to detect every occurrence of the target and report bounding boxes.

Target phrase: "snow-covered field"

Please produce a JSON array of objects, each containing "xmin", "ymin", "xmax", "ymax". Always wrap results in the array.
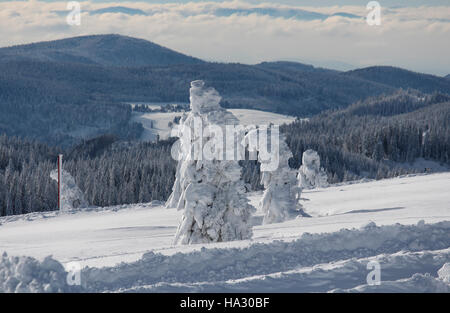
[
  {"xmin": 132, "ymin": 109, "xmax": 296, "ymax": 142},
  {"xmin": 0, "ymin": 173, "xmax": 449, "ymax": 292}
]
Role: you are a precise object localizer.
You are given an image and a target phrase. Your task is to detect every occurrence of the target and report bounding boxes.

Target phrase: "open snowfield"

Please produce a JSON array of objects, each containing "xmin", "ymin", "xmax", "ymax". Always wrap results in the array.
[
  {"xmin": 0, "ymin": 173, "xmax": 449, "ymax": 292},
  {"xmin": 132, "ymin": 109, "xmax": 297, "ymax": 142}
]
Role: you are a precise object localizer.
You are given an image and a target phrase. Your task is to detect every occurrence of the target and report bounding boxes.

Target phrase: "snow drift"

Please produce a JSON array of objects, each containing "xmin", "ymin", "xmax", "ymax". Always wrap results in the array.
[
  {"xmin": 78, "ymin": 220, "xmax": 449, "ymax": 292},
  {"xmin": 1, "ymin": 220, "xmax": 449, "ymax": 292},
  {"xmin": 0, "ymin": 253, "xmax": 70, "ymax": 293}
]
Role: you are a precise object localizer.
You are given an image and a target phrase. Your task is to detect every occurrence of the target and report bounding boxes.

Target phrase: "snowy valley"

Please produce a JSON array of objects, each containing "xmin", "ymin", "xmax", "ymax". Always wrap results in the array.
[{"xmin": 132, "ymin": 108, "xmax": 297, "ymax": 142}]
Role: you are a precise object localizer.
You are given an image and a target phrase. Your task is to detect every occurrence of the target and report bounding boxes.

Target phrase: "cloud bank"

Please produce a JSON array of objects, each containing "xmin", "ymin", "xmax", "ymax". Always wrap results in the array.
[{"xmin": 0, "ymin": 1, "xmax": 449, "ymax": 75}]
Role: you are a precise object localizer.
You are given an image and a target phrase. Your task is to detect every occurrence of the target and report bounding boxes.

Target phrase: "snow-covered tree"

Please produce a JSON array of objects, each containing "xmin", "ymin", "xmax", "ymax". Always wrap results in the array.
[
  {"xmin": 168, "ymin": 80, "xmax": 255, "ymax": 245},
  {"xmin": 256, "ymin": 132, "xmax": 303, "ymax": 224},
  {"xmin": 297, "ymin": 149, "xmax": 328, "ymax": 189},
  {"xmin": 50, "ymin": 169, "xmax": 88, "ymax": 211}
]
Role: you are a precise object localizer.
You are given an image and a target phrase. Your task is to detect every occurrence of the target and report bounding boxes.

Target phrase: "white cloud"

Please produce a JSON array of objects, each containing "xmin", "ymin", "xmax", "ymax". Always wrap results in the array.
[{"xmin": 0, "ymin": 1, "xmax": 449, "ymax": 75}]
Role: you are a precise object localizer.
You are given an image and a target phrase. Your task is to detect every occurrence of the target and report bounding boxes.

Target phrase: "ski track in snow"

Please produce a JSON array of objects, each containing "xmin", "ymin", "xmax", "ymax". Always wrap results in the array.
[
  {"xmin": 0, "ymin": 173, "xmax": 449, "ymax": 292},
  {"xmin": 84, "ymin": 221, "xmax": 449, "ymax": 293},
  {"xmin": 121, "ymin": 249, "xmax": 450, "ymax": 293}
]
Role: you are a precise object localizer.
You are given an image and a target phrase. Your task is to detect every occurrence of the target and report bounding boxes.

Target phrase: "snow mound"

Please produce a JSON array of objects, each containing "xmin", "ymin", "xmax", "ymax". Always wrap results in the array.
[
  {"xmin": 1, "ymin": 220, "xmax": 448, "ymax": 292},
  {"xmin": 123, "ymin": 249, "xmax": 450, "ymax": 292},
  {"xmin": 0, "ymin": 252, "xmax": 69, "ymax": 293},
  {"xmin": 333, "ymin": 273, "xmax": 450, "ymax": 293},
  {"xmin": 80, "ymin": 220, "xmax": 449, "ymax": 292}
]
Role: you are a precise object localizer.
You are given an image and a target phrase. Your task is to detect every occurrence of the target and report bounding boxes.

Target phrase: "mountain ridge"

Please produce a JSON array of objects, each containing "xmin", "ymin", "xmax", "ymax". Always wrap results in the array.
[
  {"xmin": 1, "ymin": 34, "xmax": 449, "ymax": 145},
  {"xmin": 0, "ymin": 34, "xmax": 204, "ymax": 67},
  {"xmin": 345, "ymin": 66, "xmax": 450, "ymax": 94}
]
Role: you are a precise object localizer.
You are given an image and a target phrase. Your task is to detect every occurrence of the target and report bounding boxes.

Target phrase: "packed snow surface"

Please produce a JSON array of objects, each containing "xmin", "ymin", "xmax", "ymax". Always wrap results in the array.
[{"xmin": 0, "ymin": 173, "xmax": 449, "ymax": 292}]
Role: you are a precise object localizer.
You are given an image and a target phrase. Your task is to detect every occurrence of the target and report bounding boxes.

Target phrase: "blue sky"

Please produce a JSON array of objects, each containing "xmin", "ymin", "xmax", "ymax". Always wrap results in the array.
[{"xmin": 0, "ymin": 1, "xmax": 449, "ymax": 75}]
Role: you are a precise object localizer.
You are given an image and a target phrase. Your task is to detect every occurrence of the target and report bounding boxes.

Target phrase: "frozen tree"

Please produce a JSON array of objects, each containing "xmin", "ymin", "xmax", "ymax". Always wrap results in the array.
[
  {"xmin": 168, "ymin": 80, "xmax": 255, "ymax": 245},
  {"xmin": 50, "ymin": 169, "xmax": 88, "ymax": 211},
  {"xmin": 297, "ymin": 149, "xmax": 328, "ymax": 189},
  {"xmin": 165, "ymin": 156, "xmax": 183, "ymax": 209},
  {"xmin": 256, "ymin": 132, "xmax": 303, "ymax": 224}
]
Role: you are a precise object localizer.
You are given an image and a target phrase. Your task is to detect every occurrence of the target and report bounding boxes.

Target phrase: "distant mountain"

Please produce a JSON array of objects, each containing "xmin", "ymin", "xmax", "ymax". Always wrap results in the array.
[
  {"xmin": 335, "ymin": 89, "xmax": 450, "ymax": 118},
  {"xmin": 213, "ymin": 7, "xmax": 361, "ymax": 21},
  {"xmin": 0, "ymin": 34, "xmax": 203, "ymax": 67},
  {"xmin": 0, "ymin": 58, "xmax": 395, "ymax": 114},
  {"xmin": 256, "ymin": 61, "xmax": 334, "ymax": 73},
  {"xmin": 446, "ymin": 74, "xmax": 450, "ymax": 79},
  {"xmin": 214, "ymin": 7, "xmax": 328, "ymax": 20},
  {"xmin": 90, "ymin": 6, "xmax": 147, "ymax": 16},
  {"xmin": 1, "ymin": 34, "xmax": 449, "ymax": 146},
  {"xmin": 345, "ymin": 66, "xmax": 450, "ymax": 94}
]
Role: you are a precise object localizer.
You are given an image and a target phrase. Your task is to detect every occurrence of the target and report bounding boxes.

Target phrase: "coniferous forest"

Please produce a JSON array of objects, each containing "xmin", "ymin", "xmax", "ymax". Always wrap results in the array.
[
  {"xmin": 1, "ymin": 89, "xmax": 449, "ymax": 217},
  {"xmin": 1, "ymin": 35, "xmax": 450, "ymax": 217}
]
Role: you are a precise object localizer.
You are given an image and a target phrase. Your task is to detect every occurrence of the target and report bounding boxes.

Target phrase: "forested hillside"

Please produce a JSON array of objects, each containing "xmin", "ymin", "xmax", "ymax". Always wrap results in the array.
[
  {"xmin": 1, "ymin": 35, "xmax": 449, "ymax": 217},
  {"xmin": 345, "ymin": 66, "xmax": 450, "ymax": 94},
  {"xmin": 0, "ymin": 60, "xmax": 143, "ymax": 146},
  {"xmin": 1, "ymin": 90, "xmax": 448, "ymax": 217},
  {"xmin": 0, "ymin": 135, "xmax": 60, "ymax": 216},
  {"xmin": 282, "ymin": 90, "xmax": 450, "ymax": 182},
  {"xmin": 2, "ymin": 35, "xmax": 450, "ymax": 147},
  {"xmin": 0, "ymin": 135, "xmax": 176, "ymax": 216},
  {"xmin": 0, "ymin": 58, "xmax": 394, "ymax": 118},
  {"xmin": 0, "ymin": 34, "xmax": 204, "ymax": 67}
]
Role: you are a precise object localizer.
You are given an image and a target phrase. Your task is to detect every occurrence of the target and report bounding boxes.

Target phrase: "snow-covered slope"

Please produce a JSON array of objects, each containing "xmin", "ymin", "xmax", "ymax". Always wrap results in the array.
[
  {"xmin": 0, "ymin": 173, "xmax": 449, "ymax": 292},
  {"xmin": 132, "ymin": 109, "xmax": 296, "ymax": 142},
  {"xmin": 228, "ymin": 109, "xmax": 297, "ymax": 126}
]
